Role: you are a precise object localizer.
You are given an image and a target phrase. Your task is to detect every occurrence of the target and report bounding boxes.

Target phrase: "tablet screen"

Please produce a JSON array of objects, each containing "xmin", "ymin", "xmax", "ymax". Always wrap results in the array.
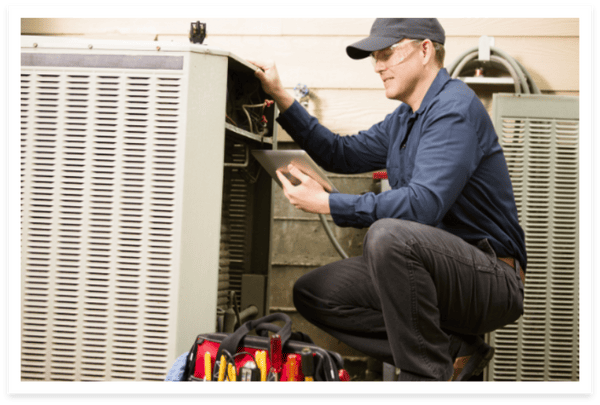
[{"xmin": 251, "ymin": 150, "xmax": 339, "ymax": 193}]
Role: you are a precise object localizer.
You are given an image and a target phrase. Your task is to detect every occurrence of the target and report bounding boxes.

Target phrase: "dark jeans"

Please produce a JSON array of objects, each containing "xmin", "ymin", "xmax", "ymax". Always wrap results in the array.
[{"xmin": 293, "ymin": 218, "xmax": 524, "ymax": 381}]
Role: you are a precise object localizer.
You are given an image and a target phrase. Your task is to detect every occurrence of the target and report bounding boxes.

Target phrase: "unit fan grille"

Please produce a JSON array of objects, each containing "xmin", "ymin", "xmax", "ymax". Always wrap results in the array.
[
  {"xmin": 490, "ymin": 95, "xmax": 579, "ymax": 381},
  {"xmin": 21, "ymin": 70, "xmax": 183, "ymax": 381}
]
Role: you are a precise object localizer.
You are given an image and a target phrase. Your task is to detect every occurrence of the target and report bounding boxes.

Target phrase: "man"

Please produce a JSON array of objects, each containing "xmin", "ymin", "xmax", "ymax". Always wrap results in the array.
[{"xmin": 250, "ymin": 18, "xmax": 526, "ymax": 381}]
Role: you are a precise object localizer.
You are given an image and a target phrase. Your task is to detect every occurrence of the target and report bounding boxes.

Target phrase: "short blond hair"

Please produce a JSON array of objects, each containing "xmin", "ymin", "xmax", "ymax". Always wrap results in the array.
[
  {"xmin": 432, "ymin": 41, "xmax": 445, "ymax": 67},
  {"xmin": 412, "ymin": 39, "xmax": 445, "ymax": 67}
]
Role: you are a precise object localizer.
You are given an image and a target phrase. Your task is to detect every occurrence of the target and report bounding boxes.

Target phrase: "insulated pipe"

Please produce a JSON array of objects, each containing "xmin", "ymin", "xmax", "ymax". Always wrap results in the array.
[
  {"xmin": 449, "ymin": 51, "xmax": 479, "ymax": 79},
  {"xmin": 450, "ymin": 49, "xmax": 528, "ymax": 94},
  {"xmin": 447, "ymin": 45, "xmax": 539, "ymax": 94},
  {"xmin": 488, "ymin": 46, "xmax": 531, "ymax": 94},
  {"xmin": 515, "ymin": 59, "xmax": 541, "ymax": 94},
  {"xmin": 319, "ymin": 213, "xmax": 349, "ymax": 259},
  {"xmin": 489, "ymin": 55, "xmax": 522, "ymax": 94},
  {"xmin": 452, "ymin": 53, "xmax": 522, "ymax": 94},
  {"xmin": 446, "ymin": 47, "xmax": 481, "ymax": 76}
]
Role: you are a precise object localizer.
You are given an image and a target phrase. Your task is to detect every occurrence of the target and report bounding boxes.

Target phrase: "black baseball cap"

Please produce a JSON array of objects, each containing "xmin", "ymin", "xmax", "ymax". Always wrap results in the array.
[{"xmin": 346, "ymin": 18, "xmax": 445, "ymax": 60}]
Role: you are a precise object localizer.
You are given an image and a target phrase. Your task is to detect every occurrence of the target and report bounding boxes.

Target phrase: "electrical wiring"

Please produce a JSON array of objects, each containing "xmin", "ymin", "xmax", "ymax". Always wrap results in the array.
[
  {"xmin": 226, "ymin": 114, "xmax": 237, "ymax": 126},
  {"xmin": 226, "ymin": 71, "xmax": 274, "ymax": 136},
  {"xmin": 242, "ymin": 100, "xmax": 274, "ymax": 136}
]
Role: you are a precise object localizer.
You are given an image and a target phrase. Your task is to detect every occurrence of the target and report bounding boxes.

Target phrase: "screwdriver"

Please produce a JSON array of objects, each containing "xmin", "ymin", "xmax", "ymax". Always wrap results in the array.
[
  {"xmin": 217, "ymin": 354, "xmax": 227, "ymax": 381},
  {"xmin": 268, "ymin": 334, "xmax": 282, "ymax": 381},
  {"xmin": 285, "ymin": 354, "xmax": 300, "ymax": 381},
  {"xmin": 300, "ymin": 347, "xmax": 314, "ymax": 381},
  {"xmin": 227, "ymin": 362, "xmax": 237, "ymax": 382},
  {"xmin": 255, "ymin": 350, "xmax": 267, "ymax": 381},
  {"xmin": 204, "ymin": 351, "xmax": 212, "ymax": 381}
]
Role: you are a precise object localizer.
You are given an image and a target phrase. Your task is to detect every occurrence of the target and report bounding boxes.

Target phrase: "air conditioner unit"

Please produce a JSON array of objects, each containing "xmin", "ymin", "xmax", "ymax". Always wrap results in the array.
[
  {"xmin": 487, "ymin": 93, "xmax": 579, "ymax": 381},
  {"xmin": 20, "ymin": 35, "xmax": 277, "ymax": 381}
]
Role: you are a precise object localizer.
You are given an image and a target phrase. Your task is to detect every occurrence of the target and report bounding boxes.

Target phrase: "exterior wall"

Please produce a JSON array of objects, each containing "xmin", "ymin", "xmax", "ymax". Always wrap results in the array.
[
  {"xmin": 21, "ymin": 17, "xmax": 580, "ymax": 374},
  {"xmin": 21, "ymin": 18, "xmax": 579, "ymax": 142}
]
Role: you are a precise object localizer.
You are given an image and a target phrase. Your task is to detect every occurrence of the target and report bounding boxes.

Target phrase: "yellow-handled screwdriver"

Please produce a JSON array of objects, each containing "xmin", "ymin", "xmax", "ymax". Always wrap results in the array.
[
  {"xmin": 227, "ymin": 362, "xmax": 237, "ymax": 382},
  {"xmin": 204, "ymin": 351, "xmax": 212, "ymax": 381},
  {"xmin": 256, "ymin": 350, "xmax": 267, "ymax": 382},
  {"xmin": 217, "ymin": 354, "xmax": 227, "ymax": 381}
]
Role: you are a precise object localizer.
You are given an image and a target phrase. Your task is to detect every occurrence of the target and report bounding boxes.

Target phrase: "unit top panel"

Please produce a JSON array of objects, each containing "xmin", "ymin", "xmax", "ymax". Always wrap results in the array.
[{"xmin": 21, "ymin": 35, "xmax": 260, "ymax": 73}]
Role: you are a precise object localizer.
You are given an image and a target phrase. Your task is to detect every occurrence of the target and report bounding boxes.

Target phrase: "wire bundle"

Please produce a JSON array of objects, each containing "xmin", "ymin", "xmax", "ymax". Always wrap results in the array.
[
  {"xmin": 241, "ymin": 99, "xmax": 274, "ymax": 136},
  {"xmin": 226, "ymin": 72, "xmax": 275, "ymax": 136}
]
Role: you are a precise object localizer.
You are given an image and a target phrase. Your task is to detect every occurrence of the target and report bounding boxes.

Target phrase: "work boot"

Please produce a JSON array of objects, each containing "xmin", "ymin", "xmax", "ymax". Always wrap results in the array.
[{"xmin": 447, "ymin": 334, "xmax": 495, "ymax": 381}]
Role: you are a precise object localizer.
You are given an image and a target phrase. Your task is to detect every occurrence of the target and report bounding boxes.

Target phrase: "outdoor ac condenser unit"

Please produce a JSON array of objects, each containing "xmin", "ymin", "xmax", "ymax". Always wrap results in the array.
[
  {"xmin": 487, "ymin": 94, "xmax": 579, "ymax": 381},
  {"xmin": 20, "ymin": 36, "xmax": 276, "ymax": 381}
]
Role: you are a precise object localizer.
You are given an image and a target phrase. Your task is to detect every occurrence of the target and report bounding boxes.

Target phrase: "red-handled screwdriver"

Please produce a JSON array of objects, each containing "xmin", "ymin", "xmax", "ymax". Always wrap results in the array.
[
  {"xmin": 286, "ymin": 354, "xmax": 300, "ymax": 381},
  {"xmin": 268, "ymin": 334, "xmax": 282, "ymax": 381}
]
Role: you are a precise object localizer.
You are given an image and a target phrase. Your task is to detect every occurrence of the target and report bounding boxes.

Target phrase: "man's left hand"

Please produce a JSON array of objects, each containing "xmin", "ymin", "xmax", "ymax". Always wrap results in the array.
[{"xmin": 276, "ymin": 164, "xmax": 330, "ymax": 215}]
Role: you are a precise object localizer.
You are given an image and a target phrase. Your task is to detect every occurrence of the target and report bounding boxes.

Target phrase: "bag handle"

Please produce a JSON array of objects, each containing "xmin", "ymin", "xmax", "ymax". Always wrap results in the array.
[
  {"xmin": 214, "ymin": 312, "xmax": 342, "ymax": 381},
  {"xmin": 216, "ymin": 313, "xmax": 292, "ymax": 361},
  {"xmin": 256, "ymin": 323, "xmax": 314, "ymax": 344}
]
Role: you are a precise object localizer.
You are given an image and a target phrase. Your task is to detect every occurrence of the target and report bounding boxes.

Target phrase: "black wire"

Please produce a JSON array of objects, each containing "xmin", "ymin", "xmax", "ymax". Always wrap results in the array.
[
  {"xmin": 213, "ymin": 349, "xmax": 236, "ymax": 381},
  {"xmin": 234, "ymin": 350, "xmax": 258, "ymax": 368},
  {"xmin": 213, "ymin": 349, "xmax": 259, "ymax": 381}
]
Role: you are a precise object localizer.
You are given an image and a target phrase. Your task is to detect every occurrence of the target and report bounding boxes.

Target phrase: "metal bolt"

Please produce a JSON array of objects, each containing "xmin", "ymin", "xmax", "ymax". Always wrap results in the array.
[
  {"xmin": 33, "ymin": 43, "xmax": 38, "ymax": 48},
  {"xmin": 88, "ymin": 44, "xmax": 93, "ymax": 49}
]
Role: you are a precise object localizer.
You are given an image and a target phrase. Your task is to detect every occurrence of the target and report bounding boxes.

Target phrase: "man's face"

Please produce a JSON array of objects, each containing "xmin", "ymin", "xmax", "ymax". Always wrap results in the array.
[{"xmin": 371, "ymin": 39, "xmax": 423, "ymax": 101}]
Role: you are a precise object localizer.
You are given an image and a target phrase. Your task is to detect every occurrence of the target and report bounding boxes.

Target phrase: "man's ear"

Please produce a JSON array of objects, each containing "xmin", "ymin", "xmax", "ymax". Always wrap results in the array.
[{"xmin": 421, "ymin": 39, "xmax": 434, "ymax": 66}]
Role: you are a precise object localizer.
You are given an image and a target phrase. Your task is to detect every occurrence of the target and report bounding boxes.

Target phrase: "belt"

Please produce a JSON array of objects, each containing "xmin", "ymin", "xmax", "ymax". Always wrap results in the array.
[{"xmin": 498, "ymin": 257, "xmax": 526, "ymax": 285}]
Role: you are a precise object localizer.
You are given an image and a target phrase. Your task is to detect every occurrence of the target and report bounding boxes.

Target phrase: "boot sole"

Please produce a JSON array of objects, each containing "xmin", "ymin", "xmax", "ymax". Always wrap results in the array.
[{"xmin": 458, "ymin": 345, "xmax": 495, "ymax": 380}]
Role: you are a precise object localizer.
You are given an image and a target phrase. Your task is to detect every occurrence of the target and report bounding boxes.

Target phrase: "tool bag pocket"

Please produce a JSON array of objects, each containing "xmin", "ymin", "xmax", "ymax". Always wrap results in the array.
[{"xmin": 181, "ymin": 313, "xmax": 345, "ymax": 381}]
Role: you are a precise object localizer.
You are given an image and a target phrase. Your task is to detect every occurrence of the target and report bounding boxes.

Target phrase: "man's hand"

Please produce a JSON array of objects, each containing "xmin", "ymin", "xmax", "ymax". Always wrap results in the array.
[
  {"xmin": 246, "ymin": 59, "xmax": 294, "ymax": 113},
  {"xmin": 276, "ymin": 164, "xmax": 330, "ymax": 215}
]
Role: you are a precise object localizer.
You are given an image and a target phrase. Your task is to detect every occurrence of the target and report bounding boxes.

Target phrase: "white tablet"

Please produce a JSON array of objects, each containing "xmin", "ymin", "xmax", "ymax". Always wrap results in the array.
[{"xmin": 251, "ymin": 150, "xmax": 339, "ymax": 193}]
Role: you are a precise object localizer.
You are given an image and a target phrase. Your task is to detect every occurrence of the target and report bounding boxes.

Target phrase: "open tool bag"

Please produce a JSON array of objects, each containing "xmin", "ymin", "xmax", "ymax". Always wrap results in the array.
[{"xmin": 180, "ymin": 313, "xmax": 348, "ymax": 381}]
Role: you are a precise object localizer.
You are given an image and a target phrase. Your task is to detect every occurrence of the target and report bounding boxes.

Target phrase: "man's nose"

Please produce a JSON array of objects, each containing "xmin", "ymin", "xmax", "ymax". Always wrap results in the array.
[{"xmin": 373, "ymin": 59, "xmax": 387, "ymax": 73}]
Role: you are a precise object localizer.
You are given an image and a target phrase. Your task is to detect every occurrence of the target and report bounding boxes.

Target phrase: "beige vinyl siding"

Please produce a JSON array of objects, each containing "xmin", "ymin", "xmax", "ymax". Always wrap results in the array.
[
  {"xmin": 20, "ymin": 18, "xmax": 579, "ymax": 37},
  {"xmin": 21, "ymin": 18, "xmax": 579, "ymax": 141}
]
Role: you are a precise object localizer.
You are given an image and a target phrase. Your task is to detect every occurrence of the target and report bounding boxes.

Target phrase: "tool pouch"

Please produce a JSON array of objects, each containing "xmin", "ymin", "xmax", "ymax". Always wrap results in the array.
[{"xmin": 179, "ymin": 313, "xmax": 345, "ymax": 381}]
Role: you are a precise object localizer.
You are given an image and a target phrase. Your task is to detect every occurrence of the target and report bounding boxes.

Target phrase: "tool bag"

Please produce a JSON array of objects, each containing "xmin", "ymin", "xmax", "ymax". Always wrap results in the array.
[{"xmin": 180, "ymin": 313, "xmax": 346, "ymax": 381}]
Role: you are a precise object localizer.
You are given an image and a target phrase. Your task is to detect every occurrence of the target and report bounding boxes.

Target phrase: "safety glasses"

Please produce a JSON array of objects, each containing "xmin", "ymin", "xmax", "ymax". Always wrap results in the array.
[{"xmin": 370, "ymin": 39, "xmax": 422, "ymax": 69}]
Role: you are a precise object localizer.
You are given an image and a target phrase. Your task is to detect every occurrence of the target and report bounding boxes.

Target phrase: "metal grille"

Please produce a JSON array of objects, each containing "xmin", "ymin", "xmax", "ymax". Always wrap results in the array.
[
  {"xmin": 20, "ymin": 69, "xmax": 183, "ymax": 381},
  {"xmin": 489, "ymin": 94, "xmax": 579, "ymax": 381},
  {"xmin": 220, "ymin": 140, "xmax": 254, "ymax": 306}
]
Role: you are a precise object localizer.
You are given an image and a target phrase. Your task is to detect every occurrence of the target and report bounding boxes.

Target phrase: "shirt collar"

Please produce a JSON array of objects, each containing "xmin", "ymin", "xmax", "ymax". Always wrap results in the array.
[{"xmin": 414, "ymin": 68, "xmax": 451, "ymax": 115}]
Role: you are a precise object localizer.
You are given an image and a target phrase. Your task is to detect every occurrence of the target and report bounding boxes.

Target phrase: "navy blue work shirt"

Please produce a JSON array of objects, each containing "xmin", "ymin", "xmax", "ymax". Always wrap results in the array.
[{"xmin": 276, "ymin": 68, "xmax": 527, "ymax": 270}]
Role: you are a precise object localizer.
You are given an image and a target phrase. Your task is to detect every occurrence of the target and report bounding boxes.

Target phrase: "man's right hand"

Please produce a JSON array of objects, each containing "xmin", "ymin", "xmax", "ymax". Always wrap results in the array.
[{"xmin": 246, "ymin": 59, "xmax": 295, "ymax": 113}]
